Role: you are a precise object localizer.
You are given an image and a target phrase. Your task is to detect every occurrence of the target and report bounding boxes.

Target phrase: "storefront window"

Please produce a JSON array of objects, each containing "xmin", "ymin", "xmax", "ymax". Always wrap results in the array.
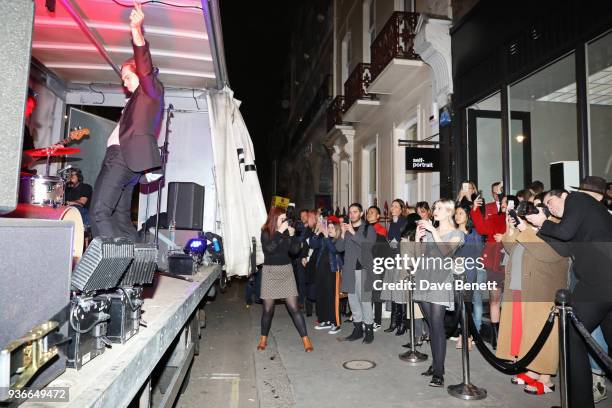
[
  {"xmin": 509, "ymin": 53, "xmax": 578, "ymax": 191},
  {"xmin": 467, "ymin": 92, "xmax": 503, "ymax": 201},
  {"xmin": 588, "ymin": 31, "xmax": 612, "ymax": 181}
]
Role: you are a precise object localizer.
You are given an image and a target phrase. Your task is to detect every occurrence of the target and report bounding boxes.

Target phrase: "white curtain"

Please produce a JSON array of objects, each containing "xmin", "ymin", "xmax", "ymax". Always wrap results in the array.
[{"xmin": 207, "ymin": 88, "xmax": 266, "ymax": 277}]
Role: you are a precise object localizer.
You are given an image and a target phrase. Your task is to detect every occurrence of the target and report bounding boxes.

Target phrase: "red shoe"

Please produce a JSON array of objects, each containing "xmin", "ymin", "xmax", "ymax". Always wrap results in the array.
[
  {"xmin": 511, "ymin": 373, "xmax": 537, "ymax": 385},
  {"xmin": 524, "ymin": 381, "xmax": 555, "ymax": 395}
]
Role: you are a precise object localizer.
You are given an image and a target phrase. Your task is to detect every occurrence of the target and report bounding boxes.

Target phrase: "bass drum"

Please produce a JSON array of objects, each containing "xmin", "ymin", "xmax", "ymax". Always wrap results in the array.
[
  {"xmin": 18, "ymin": 175, "xmax": 65, "ymax": 207},
  {"xmin": 8, "ymin": 204, "xmax": 84, "ymax": 260}
]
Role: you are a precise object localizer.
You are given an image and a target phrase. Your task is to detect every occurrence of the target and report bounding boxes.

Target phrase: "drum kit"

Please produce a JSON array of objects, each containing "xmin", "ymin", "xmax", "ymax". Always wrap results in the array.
[
  {"xmin": 17, "ymin": 127, "xmax": 91, "ymax": 259},
  {"xmin": 19, "ymin": 128, "xmax": 89, "ymax": 207}
]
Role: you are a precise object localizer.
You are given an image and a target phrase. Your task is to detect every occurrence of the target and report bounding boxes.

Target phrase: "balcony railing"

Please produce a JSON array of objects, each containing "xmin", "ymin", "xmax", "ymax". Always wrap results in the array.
[
  {"xmin": 370, "ymin": 11, "xmax": 419, "ymax": 81},
  {"xmin": 343, "ymin": 63, "xmax": 374, "ymax": 113},
  {"xmin": 326, "ymin": 95, "xmax": 345, "ymax": 131}
]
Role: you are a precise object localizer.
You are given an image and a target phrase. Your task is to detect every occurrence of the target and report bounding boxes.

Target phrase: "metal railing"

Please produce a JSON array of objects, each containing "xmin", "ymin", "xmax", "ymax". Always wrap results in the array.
[
  {"xmin": 343, "ymin": 63, "xmax": 374, "ymax": 113},
  {"xmin": 370, "ymin": 11, "xmax": 420, "ymax": 81}
]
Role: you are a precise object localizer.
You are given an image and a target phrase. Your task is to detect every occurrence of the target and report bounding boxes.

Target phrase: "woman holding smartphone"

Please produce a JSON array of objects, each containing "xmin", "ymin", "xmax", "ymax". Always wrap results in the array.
[
  {"xmin": 309, "ymin": 216, "xmax": 344, "ymax": 334},
  {"xmin": 258, "ymin": 207, "xmax": 313, "ymax": 352},
  {"xmin": 413, "ymin": 199, "xmax": 464, "ymax": 387}
]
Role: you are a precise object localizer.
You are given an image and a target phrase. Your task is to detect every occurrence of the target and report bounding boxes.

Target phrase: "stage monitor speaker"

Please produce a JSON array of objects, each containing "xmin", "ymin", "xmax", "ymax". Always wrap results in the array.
[
  {"xmin": 0, "ymin": 1, "xmax": 35, "ymax": 215},
  {"xmin": 0, "ymin": 218, "xmax": 72, "ymax": 395},
  {"xmin": 167, "ymin": 182, "xmax": 205, "ymax": 230},
  {"xmin": 550, "ymin": 161, "xmax": 579, "ymax": 192}
]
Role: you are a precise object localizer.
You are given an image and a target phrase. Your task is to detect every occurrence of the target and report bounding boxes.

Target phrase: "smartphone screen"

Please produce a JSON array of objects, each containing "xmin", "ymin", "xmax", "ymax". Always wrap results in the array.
[
  {"xmin": 462, "ymin": 182, "xmax": 469, "ymax": 192},
  {"xmin": 507, "ymin": 200, "xmax": 515, "ymax": 211}
]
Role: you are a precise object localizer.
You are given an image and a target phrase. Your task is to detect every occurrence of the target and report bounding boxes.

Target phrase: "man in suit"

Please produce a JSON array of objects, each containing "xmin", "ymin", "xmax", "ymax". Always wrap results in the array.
[
  {"xmin": 527, "ymin": 176, "xmax": 612, "ymax": 407},
  {"xmin": 485, "ymin": 181, "xmax": 503, "ymax": 217},
  {"xmin": 91, "ymin": 1, "xmax": 164, "ymax": 239}
]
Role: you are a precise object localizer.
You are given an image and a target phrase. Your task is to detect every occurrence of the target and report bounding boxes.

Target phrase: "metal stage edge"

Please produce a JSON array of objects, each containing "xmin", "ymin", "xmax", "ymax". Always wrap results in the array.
[{"xmin": 23, "ymin": 264, "xmax": 221, "ymax": 408}]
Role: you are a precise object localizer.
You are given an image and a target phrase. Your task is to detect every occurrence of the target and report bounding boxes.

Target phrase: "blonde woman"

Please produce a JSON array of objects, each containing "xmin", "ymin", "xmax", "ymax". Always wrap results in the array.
[{"xmin": 414, "ymin": 199, "xmax": 464, "ymax": 387}]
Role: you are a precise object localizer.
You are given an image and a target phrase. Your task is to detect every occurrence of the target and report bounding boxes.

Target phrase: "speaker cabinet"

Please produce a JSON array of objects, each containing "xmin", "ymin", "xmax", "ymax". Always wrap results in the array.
[
  {"xmin": 167, "ymin": 182, "xmax": 205, "ymax": 230},
  {"xmin": 550, "ymin": 161, "xmax": 579, "ymax": 191},
  {"xmin": 0, "ymin": 1, "xmax": 35, "ymax": 214}
]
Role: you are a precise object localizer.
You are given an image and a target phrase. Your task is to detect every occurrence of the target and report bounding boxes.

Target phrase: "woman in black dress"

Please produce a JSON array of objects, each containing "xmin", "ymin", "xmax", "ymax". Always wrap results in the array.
[{"xmin": 258, "ymin": 207, "xmax": 313, "ymax": 352}]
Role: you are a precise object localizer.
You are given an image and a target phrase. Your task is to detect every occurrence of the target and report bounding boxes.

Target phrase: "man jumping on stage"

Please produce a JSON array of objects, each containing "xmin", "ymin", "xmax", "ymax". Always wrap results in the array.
[{"xmin": 91, "ymin": 0, "xmax": 164, "ymax": 239}]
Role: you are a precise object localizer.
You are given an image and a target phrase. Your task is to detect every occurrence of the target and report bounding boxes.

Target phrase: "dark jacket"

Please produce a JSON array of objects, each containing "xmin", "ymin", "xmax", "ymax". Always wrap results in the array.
[
  {"xmin": 387, "ymin": 216, "xmax": 407, "ymax": 242},
  {"xmin": 261, "ymin": 230, "xmax": 301, "ymax": 265},
  {"xmin": 538, "ymin": 192, "xmax": 612, "ymax": 294},
  {"xmin": 335, "ymin": 222, "xmax": 377, "ymax": 293},
  {"xmin": 309, "ymin": 235, "xmax": 343, "ymax": 272},
  {"xmin": 119, "ymin": 42, "xmax": 165, "ymax": 172}
]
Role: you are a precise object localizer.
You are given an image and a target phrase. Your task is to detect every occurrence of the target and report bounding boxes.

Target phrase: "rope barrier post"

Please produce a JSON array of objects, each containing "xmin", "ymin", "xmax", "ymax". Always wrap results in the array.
[
  {"xmin": 555, "ymin": 289, "xmax": 571, "ymax": 408},
  {"xmin": 398, "ymin": 272, "xmax": 427, "ymax": 364},
  {"xmin": 448, "ymin": 275, "xmax": 487, "ymax": 400}
]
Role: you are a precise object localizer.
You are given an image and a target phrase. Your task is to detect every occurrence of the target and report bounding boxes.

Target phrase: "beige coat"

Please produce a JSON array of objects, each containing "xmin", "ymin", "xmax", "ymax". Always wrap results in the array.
[{"xmin": 495, "ymin": 225, "xmax": 569, "ymax": 374}]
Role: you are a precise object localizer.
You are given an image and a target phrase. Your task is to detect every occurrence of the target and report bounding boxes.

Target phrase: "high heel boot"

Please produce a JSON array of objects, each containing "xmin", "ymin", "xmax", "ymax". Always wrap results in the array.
[
  {"xmin": 302, "ymin": 336, "xmax": 313, "ymax": 352},
  {"xmin": 395, "ymin": 304, "xmax": 407, "ymax": 336},
  {"xmin": 257, "ymin": 335, "xmax": 267, "ymax": 350},
  {"xmin": 384, "ymin": 302, "xmax": 398, "ymax": 332}
]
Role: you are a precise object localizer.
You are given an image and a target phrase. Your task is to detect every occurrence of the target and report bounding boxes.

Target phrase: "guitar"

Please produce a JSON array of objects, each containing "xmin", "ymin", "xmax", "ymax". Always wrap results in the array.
[{"xmin": 59, "ymin": 127, "xmax": 90, "ymax": 146}]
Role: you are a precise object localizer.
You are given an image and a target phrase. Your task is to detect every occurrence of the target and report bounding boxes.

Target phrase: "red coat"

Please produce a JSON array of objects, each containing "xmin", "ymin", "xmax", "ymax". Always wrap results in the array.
[
  {"xmin": 485, "ymin": 201, "xmax": 499, "ymax": 217},
  {"xmin": 471, "ymin": 207, "xmax": 506, "ymax": 272}
]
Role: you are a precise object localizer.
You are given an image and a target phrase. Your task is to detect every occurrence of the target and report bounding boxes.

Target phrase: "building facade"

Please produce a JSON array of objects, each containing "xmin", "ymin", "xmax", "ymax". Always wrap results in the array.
[
  {"xmin": 451, "ymin": 0, "xmax": 612, "ymax": 197},
  {"xmin": 326, "ymin": 0, "xmax": 454, "ymax": 213}
]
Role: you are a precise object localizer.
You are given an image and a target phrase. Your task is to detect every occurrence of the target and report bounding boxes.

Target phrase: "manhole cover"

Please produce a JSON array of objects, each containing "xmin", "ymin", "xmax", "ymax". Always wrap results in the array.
[{"xmin": 342, "ymin": 360, "xmax": 376, "ymax": 370}]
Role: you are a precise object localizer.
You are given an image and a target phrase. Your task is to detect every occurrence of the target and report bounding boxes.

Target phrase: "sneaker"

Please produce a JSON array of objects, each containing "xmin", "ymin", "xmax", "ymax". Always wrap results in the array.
[
  {"xmin": 315, "ymin": 321, "xmax": 332, "ymax": 330},
  {"xmin": 328, "ymin": 324, "xmax": 342, "ymax": 334},
  {"xmin": 593, "ymin": 373, "xmax": 607, "ymax": 403},
  {"xmin": 373, "ymin": 323, "xmax": 382, "ymax": 332}
]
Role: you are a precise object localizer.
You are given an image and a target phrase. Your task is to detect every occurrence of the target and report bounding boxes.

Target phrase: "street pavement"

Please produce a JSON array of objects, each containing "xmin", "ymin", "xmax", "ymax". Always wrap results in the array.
[{"xmin": 177, "ymin": 280, "xmax": 611, "ymax": 408}]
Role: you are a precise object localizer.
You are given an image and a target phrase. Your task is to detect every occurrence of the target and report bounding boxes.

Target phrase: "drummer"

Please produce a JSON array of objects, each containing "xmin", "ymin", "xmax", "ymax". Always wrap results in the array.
[{"xmin": 65, "ymin": 168, "xmax": 92, "ymax": 226}]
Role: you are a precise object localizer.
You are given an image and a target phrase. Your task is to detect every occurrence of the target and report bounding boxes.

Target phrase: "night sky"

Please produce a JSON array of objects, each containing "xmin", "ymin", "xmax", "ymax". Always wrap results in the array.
[{"xmin": 219, "ymin": 1, "xmax": 295, "ymax": 163}]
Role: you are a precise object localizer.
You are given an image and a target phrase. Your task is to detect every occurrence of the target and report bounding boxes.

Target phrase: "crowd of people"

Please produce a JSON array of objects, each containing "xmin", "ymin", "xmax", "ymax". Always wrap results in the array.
[{"xmin": 251, "ymin": 176, "xmax": 612, "ymax": 406}]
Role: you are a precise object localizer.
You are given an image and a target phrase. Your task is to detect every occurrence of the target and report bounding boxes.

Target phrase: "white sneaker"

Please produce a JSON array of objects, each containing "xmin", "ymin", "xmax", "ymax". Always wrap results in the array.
[
  {"xmin": 593, "ymin": 373, "xmax": 607, "ymax": 404},
  {"xmin": 315, "ymin": 321, "xmax": 332, "ymax": 330},
  {"xmin": 373, "ymin": 323, "xmax": 382, "ymax": 332},
  {"xmin": 328, "ymin": 324, "xmax": 342, "ymax": 334}
]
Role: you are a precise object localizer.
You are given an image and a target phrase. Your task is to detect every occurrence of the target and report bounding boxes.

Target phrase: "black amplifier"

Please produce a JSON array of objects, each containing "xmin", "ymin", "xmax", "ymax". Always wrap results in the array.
[
  {"xmin": 168, "ymin": 252, "xmax": 195, "ymax": 275},
  {"xmin": 99, "ymin": 287, "xmax": 143, "ymax": 344},
  {"xmin": 67, "ymin": 296, "xmax": 111, "ymax": 370}
]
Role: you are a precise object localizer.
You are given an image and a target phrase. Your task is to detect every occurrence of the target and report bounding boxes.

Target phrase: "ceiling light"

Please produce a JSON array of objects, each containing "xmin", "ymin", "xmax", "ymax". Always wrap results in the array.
[{"xmin": 515, "ymin": 134, "xmax": 526, "ymax": 143}]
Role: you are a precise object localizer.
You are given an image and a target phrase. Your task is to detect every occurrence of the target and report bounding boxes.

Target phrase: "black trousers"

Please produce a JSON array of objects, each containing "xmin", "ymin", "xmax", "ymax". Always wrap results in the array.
[
  {"xmin": 91, "ymin": 146, "xmax": 140, "ymax": 239},
  {"xmin": 419, "ymin": 301, "xmax": 447, "ymax": 377},
  {"xmin": 569, "ymin": 282, "xmax": 612, "ymax": 408}
]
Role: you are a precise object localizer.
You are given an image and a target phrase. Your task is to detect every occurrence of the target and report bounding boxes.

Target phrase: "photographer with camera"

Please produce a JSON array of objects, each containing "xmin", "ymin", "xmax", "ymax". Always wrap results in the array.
[
  {"xmin": 257, "ymin": 207, "xmax": 313, "ymax": 353},
  {"xmin": 497, "ymin": 200, "xmax": 569, "ymax": 396},
  {"xmin": 335, "ymin": 203, "xmax": 377, "ymax": 344},
  {"xmin": 526, "ymin": 177, "xmax": 612, "ymax": 407}
]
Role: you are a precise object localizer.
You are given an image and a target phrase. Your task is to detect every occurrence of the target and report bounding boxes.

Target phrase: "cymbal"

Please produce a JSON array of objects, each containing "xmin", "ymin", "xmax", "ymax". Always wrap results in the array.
[{"xmin": 25, "ymin": 147, "xmax": 81, "ymax": 157}]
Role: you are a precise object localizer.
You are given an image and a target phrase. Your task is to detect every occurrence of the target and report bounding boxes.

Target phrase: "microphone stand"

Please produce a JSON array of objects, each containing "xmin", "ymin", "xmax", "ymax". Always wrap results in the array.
[{"xmin": 154, "ymin": 104, "xmax": 174, "ymax": 248}]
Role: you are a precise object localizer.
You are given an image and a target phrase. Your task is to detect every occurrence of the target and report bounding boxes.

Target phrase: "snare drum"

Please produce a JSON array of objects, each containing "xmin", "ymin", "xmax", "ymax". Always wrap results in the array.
[{"xmin": 19, "ymin": 175, "xmax": 65, "ymax": 207}]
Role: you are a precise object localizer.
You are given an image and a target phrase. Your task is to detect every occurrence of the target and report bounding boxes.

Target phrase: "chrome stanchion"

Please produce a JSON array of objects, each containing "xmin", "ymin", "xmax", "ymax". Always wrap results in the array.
[
  {"xmin": 399, "ymin": 272, "xmax": 427, "ymax": 364},
  {"xmin": 554, "ymin": 289, "xmax": 570, "ymax": 408},
  {"xmin": 448, "ymin": 276, "xmax": 487, "ymax": 400}
]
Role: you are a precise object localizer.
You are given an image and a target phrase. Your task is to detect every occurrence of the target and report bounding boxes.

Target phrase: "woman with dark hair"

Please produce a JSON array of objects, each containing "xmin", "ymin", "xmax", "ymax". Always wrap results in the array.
[
  {"xmin": 258, "ymin": 207, "xmax": 313, "ymax": 352},
  {"xmin": 453, "ymin": 204, "xmax": 485, "ymax": 349},
  {"xmin": 381, "ymin": 199, "xmax": 409, "ymax": 335},
  {"xmin": 416, "ymin": 201, "xmax": 432, "ymax": 220}
]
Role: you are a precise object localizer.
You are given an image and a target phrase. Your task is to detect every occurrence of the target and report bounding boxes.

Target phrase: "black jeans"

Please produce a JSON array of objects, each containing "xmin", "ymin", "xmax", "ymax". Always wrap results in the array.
[
  {"xmin": 569, "ymin": 282, "xmax": 612, "ymax": 408},
  {"xmin": 419, "ymin": 301, "xmax": 447, "ymax": 377},
  {"xmin": 91, "ymin": 146, "xmax": 140, "ymax": 239}
]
